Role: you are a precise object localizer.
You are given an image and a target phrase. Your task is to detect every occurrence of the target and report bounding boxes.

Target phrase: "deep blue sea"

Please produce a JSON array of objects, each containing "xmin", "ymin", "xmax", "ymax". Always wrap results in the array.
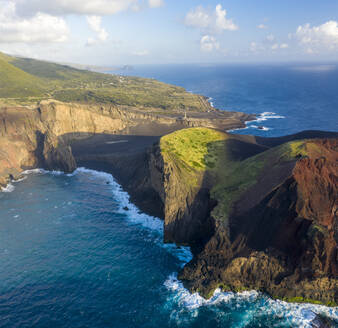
[
  {"xmin": 113, "ymin": 63, "xmax": 338, "ymax": 137},
  {"xmin": 1, "ymin": 65, "xmax": 338, "ymax": 327}
]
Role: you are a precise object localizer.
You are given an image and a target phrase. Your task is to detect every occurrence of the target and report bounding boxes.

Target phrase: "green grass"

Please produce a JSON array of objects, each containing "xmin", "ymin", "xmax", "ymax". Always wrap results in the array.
[
  {"xmin": 0, "ymin": 53, "xmax": 45, "ymax": 98},
  {"xmin": 160, "ymin": 128, "xmax": 321, "ymax": 225},
  {"xmin": 160, "ymin": 128, "xmax": 228, "ymax": 171},
  {"xmin": 0, "ymin": 51, "xmax": 212, "ymax": 111},
  {"xmin": 283, "ymin": 296, "xmax": 337, "ymax": 306},
  {"xmin": 210, "ymin": 150, "xmax": 266, "ymax": 223}
]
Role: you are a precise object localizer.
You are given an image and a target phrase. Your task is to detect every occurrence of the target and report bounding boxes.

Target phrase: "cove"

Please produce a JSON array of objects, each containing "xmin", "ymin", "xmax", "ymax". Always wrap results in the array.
[{"xmin": 0, "ymin": 169, "xmax": 336, "ymax": 328}]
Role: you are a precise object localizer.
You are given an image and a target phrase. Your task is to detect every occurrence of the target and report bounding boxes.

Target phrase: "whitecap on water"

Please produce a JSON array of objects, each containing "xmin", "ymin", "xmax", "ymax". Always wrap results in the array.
[
  {"xmin": 70, "ymin": 167, "xmax": 193, "ymax": 265},
  {"xmin": 12, "ymin": 166, "xmax": 338, "ymax": 326},
  {"xmin": 254, "ymin": 112, "xmax": 285, "ymax": 122},
  {"xmin": 164, "ymin": 273, "xmax": 338, "ymax": 327},
  {"xmin": 228, "ymin": 111, "xmax": 284, "ymax": 133},
  {"xmin": 1, "ymin": 183, "xmax": 15, "ymax": 193}
]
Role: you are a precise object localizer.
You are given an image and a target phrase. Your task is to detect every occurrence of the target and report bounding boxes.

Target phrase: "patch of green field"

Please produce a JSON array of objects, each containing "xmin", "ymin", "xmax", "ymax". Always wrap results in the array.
[
  {"xmin": 283, "ymin": 296, "xmax": 334, "ymax": 306},
  {"xmin": 160, "ymin": 128, "xmax": 318, "ymax": 224},
  {"xmin": 160, "ymin": 128, "xmax": 228, "ymax": 171},
  {"xmin": 0, "ymin": 52, "xmax": 211, "ymax": 111},
  {"xmin": 0, "ymin": 53, "xmax": 45, "ymax": 98},
  {"xmin": 210, "ymin": 150, "xmax": 267, "ymax": 223}
]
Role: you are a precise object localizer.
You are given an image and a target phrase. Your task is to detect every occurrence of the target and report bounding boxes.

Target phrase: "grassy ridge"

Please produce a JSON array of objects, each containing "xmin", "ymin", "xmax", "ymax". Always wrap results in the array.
[
  {"xmin": 160, "ymin": 128, "xmax": 318, "ymax": 224},
  {"xmin": 0, "ymin": 53, "xmax": 44, "ymax": 98},
  {"xmin": 160, "ymin": 128, "xmax": 228, "ymax": 171},
  {"xmin": 0, "ymin": 52, "xmax": 211, "ymax": 111}
]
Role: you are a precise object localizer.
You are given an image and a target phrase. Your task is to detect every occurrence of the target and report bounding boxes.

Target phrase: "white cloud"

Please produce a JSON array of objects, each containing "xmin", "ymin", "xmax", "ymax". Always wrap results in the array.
[
  {"xmin": 184, "ymin": 5, "xmax": 210, "ymax": 29},
  {"xmin": 0, "ymin": 2, "xmax": 70, "ymax": 43},
  {"xmin": 266, "ymin": 34, "xmax": 275, "ymax": 42},
  {"xmin": 214, "ymin": 4, "xmax": 238, "ymax": 32},
  {"xmin": 271, "ymin": 43, "xmax": 279, "ymax": 50},
  {"xmin": 200, "ymin": 35, "xmax": 220, "ymax": 52},
  {"xmin": 257, "ymin": 24, "xmax": 267, "ymax": 29},
  {"xmin": 14, "ymin": 0, "xmax": 141, "ymax": 16},
  {"xmin": 294, "ymin": 21, "xmax": 338, "ymax": 51},
  {"xmin": 250, "ymin": 41, "xmax": 289, "ymax": 53},
  {"xmin": 185, "ymin": 4, "xmax": 238, "ymax": 33},
  {"xmin": 86, "ymin": 15, "xmax": 108, "ymax": 46},
  {"xmin": 148, "ymin": 0, "xmax": 164, "ymax": 8}
]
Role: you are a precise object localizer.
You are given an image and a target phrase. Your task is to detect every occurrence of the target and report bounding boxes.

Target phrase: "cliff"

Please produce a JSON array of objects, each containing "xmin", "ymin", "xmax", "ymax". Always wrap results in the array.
[
  {"xmin": 143, "ymin": 129, "xmax": 338, "ymax": 305},
  {"xmin": 74, "ymin": 126, "xmax": 337, "ymax": 305},
  {"xmin": 0, "ymin": 100, "xmax": 251, "ymax": 188},
  {"xmin": 1, "ymin": 96, "xmax": 337, "ymax": 306}
]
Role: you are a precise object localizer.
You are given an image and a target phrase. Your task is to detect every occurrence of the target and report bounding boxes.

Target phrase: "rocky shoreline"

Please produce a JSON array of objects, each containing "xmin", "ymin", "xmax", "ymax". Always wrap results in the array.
[{"xmin": 0, "ymin": 99, "xmax": 337, "ymax": 307}]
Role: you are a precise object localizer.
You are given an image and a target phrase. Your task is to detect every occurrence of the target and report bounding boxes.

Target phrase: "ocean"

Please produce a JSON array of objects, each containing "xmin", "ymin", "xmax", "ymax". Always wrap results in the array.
[
  {"xmin": 1, "ymin": 65, "xmax": 338, "ymax": 327},
  {"xmin": 113, "ymin": 63, "xmax": 338, "ymax": 137}
]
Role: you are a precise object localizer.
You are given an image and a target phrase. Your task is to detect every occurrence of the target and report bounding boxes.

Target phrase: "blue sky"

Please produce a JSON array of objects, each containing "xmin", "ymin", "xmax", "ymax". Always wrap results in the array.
[{"xmin": 0, "ymin": 0, "xmax": 337, "ymax": 65}]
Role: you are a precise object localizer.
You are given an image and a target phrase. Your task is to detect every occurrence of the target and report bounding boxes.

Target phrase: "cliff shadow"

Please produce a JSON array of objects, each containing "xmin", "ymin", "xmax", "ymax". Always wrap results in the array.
[{"xmin": 60, "ymin": 132, "xmax": 164, "ymax": 219}]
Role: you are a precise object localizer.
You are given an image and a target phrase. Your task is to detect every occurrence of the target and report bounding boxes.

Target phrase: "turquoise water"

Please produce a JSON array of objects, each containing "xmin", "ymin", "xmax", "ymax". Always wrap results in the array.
[
  {"xmin": 0, "ymin": 169, "xmax": 337, "ymax": 327},
  {"xmin": 1, "ymin": 65, "xmax": 338, "ymax": 327}
]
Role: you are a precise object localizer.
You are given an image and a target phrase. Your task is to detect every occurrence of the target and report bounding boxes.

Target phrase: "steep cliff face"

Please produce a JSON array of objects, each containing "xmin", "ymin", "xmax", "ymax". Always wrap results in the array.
[
  {"xmin": 148, "ymin": 143, "xmax": 216, "ymax": 248},
  {"xmin": 177, "ymin": 138, "xmax": 338, "ymax": 305},
  {"xmin": 0, "ymin": 100, "xmax": 129, "ymax": 187},
  {"xmin": 0, "ymin": 99, "xmax": 251, "ymax": 189},
  {"xmin": 137, "ymin": 129, "xmax": 337, "ymax": 305}
]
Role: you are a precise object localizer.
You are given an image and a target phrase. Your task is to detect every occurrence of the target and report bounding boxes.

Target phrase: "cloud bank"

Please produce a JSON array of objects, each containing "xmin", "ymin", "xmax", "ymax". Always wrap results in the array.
[
  {"xmin": 0, "ymin": 1, "xmax": 69, "ymax": 43},
  {"xmin": 185, "ymin": 4, "xmax": 238, "ymax": 33}
]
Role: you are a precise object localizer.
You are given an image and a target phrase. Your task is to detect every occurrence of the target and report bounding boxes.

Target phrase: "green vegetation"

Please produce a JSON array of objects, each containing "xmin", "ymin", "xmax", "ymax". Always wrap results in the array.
[
  {"xmin": 0, "ymin": 53, "xmax": 45, "ymax": 98},
  {"xmin": 160, "ymin": 128, "xmax": 319, "ymax": 224},
  {"xmin": 283, "ymin": 296, "xmax": 336, "ymax": 306},
  {"xmin": 0, "ymin": 52, "xmax": 210, "ymax": 111},
  {"xmin": 160, "ymin": 128, "xmax": 228, "ymax": 171}
]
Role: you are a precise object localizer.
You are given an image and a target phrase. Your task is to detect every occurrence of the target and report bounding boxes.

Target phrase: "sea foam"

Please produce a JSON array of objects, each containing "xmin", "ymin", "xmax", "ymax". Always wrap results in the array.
[
  {"xmin": 13, "ymin": 166, "xmax": 338, "ymax": 325},
  {"xmin": 1, "ymin": 183, "xmax": 15, "ymax": 193},
  {"xmin": 164, "ymin": 273, "xmax": 338, "ymax": 327},
  {"xmin": 228, "ymin": 111, "xmax": 285, "ymax": 133}
]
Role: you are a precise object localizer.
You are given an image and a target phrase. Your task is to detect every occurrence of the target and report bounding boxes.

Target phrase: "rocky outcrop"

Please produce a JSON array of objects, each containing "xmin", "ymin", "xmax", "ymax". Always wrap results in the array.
[
  {"xmin": 177, "ymin": 138, "xmax": 338, "ymax": 305},
  {"xmin": 70, "ymin": 126, "xmax": 337, "ymax": 305},
  {"xmin": 148, "ymin": 144, "xmax": 216, "ymax": 248},
  {"xmin": 1, "ymin": 98, "xmax": 336, "ymax": 306},
  {"xmin": 0, "ymin": 99, "xmax": 251, "ymax": 188}
]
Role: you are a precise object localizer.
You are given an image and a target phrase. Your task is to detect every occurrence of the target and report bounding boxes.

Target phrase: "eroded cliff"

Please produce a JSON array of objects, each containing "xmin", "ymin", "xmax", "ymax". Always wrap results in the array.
[
  {"xmin": 146, "ymin": 129, "xmax": 338, "ymax": 306},
  {"xmin": 0, "ymin": 99, "xmax": 251, "ymax": 189}
]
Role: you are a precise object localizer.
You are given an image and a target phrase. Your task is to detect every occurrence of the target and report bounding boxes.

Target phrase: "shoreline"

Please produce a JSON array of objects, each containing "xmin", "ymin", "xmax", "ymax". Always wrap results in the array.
[{"xmin": 1, "ymin": 167, "xmax": 337, "ymax": 325}]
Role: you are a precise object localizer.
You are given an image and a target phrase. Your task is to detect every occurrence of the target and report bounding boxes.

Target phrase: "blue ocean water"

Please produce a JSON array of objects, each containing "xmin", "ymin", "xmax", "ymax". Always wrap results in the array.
[
  {"xmin": 1, "ymin": 65, "xmax": 338, "ymax": 327},
  {"xmin": 113, "ymin": 63, "xmax": 338, "ymax": 136},
  {"xmin": 0, "ymin": 170, "xmax": 337, "ymax": 328}
]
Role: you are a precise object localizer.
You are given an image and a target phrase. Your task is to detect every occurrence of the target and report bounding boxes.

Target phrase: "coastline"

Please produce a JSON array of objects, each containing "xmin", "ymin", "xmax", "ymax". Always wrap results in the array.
[{"xmin": 1, "ymin": 167, "xmax": 337, "ymax": 326}]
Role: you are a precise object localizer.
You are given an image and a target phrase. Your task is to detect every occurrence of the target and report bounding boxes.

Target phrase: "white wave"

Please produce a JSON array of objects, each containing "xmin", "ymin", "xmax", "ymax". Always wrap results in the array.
[
  {"xmin": 74, "ymin": 167, "xmax": 164, "ymax": 232},
  {"xmin": 72, "ymin": 167, "xmax": 193, "ymax": 265},
  {"xmin": 207, "ymin": 97, "xmax": 214, "ymax": 108},
  {"xmin": 21, "ymin": 168, "xmax": 47, "ymax": 175},
  {"xmin": 164, "ymin": 273, "xmax": 338, "ymax": 326},
  {"xmin": 1, "ymin": 183, "xmax": 15, "ymax": 193},
  {"xmin": 22, "ymin": 168, "xmax": 64, "ymax": 176},
  {"xmin": 227, "ymin": 111, "xmax": 285, "ymax": 133},
  {"xmin": 12, "ymin": 176, "xmax": 27, "ymax": 183},
  {"xmin": 164, "ymin": 273, "xmax": 258, "ymax": 310},
  {"xmin": 250, "ymin": 125, "xmax": 271, "ymax": 131},
  {"xmin": 253, "ymin": 112, "xmax": 285, "ymax": 122}
]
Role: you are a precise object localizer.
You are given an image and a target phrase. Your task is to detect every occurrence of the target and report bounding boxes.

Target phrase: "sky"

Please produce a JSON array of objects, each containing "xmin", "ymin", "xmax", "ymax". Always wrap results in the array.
[{"xmin": 0, "ymin": 0, "xmax": 338, "ymax": 65}]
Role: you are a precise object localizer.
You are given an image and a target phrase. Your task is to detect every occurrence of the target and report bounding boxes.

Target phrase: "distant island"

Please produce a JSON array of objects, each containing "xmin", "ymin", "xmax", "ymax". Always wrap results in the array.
[{"xmin": 0, "ymin": 52, "xmax": 337, "ymax": 307}]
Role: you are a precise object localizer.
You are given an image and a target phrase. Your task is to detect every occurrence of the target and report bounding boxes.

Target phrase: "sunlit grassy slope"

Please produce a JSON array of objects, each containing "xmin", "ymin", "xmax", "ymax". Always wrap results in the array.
[
  {"xmin": 160, "ymin": 128, "xmax": 319, "ymax": 223},
  {"xmin": 0, "ymin": 52, "xmax": 210, "ymax": 111}
]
